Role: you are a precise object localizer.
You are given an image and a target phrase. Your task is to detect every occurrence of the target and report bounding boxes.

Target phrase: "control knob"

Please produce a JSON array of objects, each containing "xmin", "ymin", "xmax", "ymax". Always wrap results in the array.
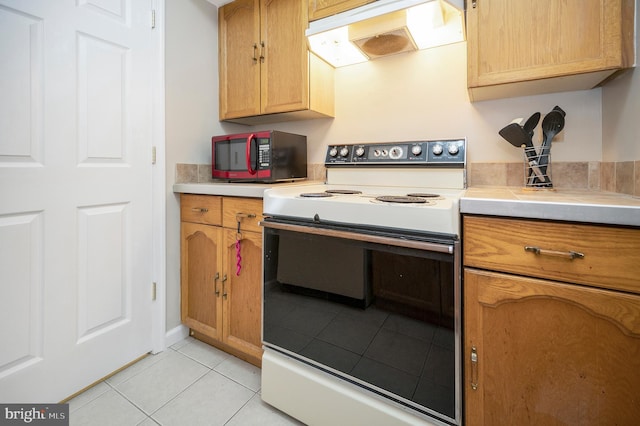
[
  {"xmin": 411, "ymin": 145, "xmax": 422, "ymax": 156},
  {"xmin": 339, "ymin": 147, "xmax": 349, "ymax": 157},
  {"xmin": 448, "ymin": 143, "xmax": 459, "ymax": 155},
  {"xmin": 328, "ymin": 147, "xmax": 338, "ymax": 157},
  {"xmin": 355, "ymin": 147, "xmax": 365, "ymax": 157},
  {"xmin": 389, "ymin": 146, "xmax": 403, "ymax": 159},
  {"xmin": 432, "ymin": 144, "xmax": 444, "ymax": 155}
]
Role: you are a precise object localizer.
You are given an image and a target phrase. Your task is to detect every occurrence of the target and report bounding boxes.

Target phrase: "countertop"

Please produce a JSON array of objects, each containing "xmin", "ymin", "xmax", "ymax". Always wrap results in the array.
[
  {"xmin": 174, "ymin": 182, "xmax": 640, "ymax": 228},
  {"xmin": 173, "ymin": 180, "xmax": 319, "ymax": 198},
  {"xmin": 461, "ymin": 187, "xmax": 640, "ymax": 227}
]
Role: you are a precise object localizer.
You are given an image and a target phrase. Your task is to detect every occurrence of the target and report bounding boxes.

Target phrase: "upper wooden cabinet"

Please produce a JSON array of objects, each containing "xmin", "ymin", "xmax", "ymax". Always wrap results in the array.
[
  {"xmin": 308, "ymin": 0, "xmax": 375, "ymax": 21},
  {"xmin": 219, "ymin": 0, "xmax": 334, "ymax": 124},
  {"xmin": 466, "ymin": 0, "xmax": 636, "ymax": 101}
]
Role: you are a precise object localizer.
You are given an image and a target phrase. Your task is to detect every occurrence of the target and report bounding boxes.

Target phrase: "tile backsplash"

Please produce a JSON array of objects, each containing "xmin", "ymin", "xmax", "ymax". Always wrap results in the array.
[
  {"xmin": 176, "ymin": 161, "xmax": 640, "ymax": 197},
  {"xmin": 175, "ymin": 163, "xmax": 327, "ymax": 184}
]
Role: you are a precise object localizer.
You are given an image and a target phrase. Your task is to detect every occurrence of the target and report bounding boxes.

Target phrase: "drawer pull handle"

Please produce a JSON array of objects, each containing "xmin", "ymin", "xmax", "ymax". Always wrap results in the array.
[
  {"xmin": 191, "ymin": 207, "xmax": 209, "ymax": 213},
  {"xmin": 524, "ymin": 246, "xmax": 585, "ymax": 260},
  {"xmin": 236, "ymin": 212, "xmax": 256, "ymax": 221},
  {"xmin": 222, "ymin": 274, "xmax": 228, "ymax": 299}
]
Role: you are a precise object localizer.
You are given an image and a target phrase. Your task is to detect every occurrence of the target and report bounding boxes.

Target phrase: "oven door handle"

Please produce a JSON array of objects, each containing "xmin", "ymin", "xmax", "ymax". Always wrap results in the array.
[{"xmin": 261, "ymin": 220, "xmax": 455, "ymax": 254}]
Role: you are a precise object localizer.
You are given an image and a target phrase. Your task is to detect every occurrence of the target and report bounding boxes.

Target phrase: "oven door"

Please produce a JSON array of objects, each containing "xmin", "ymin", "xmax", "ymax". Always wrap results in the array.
[{"xmin": 262, "ymin": 218, "xmax": 462, "ymax": 426}]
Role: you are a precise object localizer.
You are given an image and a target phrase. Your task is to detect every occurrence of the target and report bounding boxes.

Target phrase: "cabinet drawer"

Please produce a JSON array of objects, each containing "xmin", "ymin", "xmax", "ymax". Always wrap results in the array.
[
  {"xmin": 463, "ymin": 215, "xmax": 640, "ymax": 294},
  {"xmin": 181, "ymin": 194, "xmax": 222, "ymax": 225},
  {"xmin": 223, "ymin": 197, "xmax": 263, "ymax": 233}
]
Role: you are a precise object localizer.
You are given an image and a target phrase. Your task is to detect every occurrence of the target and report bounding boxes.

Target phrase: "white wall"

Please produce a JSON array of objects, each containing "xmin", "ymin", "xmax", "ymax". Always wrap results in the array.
[
  {"xmin": 164, "ymin": 0, "xmax": 638, "ymax": 331},
  {"xmin": 272, "ymin": 42, "xmax": 603, "ymax": 165},
  {"xmin": 165, "ymin": 0, "xmax": 222, "ymax": 329},
  {"xmin": 602, "ymin": 2, "xmax": 640, "ymax": 162}
]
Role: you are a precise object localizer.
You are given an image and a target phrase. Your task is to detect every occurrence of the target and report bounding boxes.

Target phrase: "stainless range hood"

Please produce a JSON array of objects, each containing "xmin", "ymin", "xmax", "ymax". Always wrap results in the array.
[{"xmin": 307, "ymin": 0, "xmax": 465, "ymax": 67}]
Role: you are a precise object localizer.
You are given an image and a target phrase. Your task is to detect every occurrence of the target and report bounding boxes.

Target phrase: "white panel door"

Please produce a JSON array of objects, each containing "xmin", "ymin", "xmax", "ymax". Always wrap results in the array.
[{"xmin": 0, "ymin": 0, "xmax": 155, "ymax": 402}]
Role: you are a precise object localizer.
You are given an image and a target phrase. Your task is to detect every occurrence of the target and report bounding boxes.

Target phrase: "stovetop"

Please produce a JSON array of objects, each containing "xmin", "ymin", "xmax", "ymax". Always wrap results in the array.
[
  {"xmin": 263, "ymin": 139, "xmax": 467, "ymax": 236},
  {"xmin": 263, "ymin": 183, "xmax": 464, "ymax": 235}
]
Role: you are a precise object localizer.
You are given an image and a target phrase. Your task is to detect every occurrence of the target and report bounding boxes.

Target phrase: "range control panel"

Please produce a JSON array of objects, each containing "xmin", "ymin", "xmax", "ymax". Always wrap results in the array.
[{"xmin": 325, "ymin": 139, "xmax": 466, "ymax": 167}]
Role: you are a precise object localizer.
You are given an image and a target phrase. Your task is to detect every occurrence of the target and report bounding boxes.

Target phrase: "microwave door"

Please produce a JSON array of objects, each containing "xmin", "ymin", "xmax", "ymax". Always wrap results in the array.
[
  {"xmin": 229, "ymin": 139, "xmax": 246, "ymax": 171},
  {"xmin": 214, "ymin": 142, "xmax": 231, "ymax": 171},
  {"xmin": 229, "ymin": 137, "xmax": 258, "ymax": 171}
]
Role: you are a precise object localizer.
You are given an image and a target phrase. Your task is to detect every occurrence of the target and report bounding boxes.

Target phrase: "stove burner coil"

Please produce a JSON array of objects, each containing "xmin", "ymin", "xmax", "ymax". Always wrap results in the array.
[
  {"xmin": 406, "ymin": 193, "xmax": 441, "ymax": 199},
  {"xmin": 325, "ymin": 189, "xmax": 363, "ymax": 195},
  {"xmin": 375, "ymin": 195, "xmax": 429, "ymax": 204},
  {"xmin": 299, "ymin": 192, "xmax": 333, "ymax": 198}
]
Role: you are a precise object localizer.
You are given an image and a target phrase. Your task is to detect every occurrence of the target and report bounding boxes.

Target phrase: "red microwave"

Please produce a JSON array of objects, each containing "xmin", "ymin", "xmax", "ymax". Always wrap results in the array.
[{"xmin": 211, "ymin": 130, "xmax": 307, "ymax": 182}]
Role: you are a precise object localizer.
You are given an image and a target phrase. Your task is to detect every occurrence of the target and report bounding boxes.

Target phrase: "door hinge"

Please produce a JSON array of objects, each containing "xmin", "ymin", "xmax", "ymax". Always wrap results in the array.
[
  {"xmin": 152, "ymin": 146, "xmax": 156, "ymax": 164},
  {"xmin": 151, "ymin": 9, "xmax": 156, "ymax": 29},
  {"xmin": 152, "ymin": 282, "xmax": 157, "ymax": 301}
]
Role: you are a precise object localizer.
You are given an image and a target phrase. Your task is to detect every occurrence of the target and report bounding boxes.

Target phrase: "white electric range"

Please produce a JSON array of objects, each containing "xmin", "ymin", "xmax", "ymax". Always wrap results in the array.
[
  {"xmin": 263, "ymin": 139, "xmax": 467, "ymax": 236},
  {"xmin": 261, "ymin": 139, "xmax": 467, "ymax": 426}
]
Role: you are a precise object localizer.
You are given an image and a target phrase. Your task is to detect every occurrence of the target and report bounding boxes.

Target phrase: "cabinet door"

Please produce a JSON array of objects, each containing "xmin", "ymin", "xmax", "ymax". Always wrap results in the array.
[
  {"xmin": 219, "ymin": 0, "xmax": 261, "ymax": 119},
  {"xmin": 467, "ymin": 0, "xmax": 633, "ymax": 92},
  {"xmin": 222, "ymin": 229, "xmax": 263, "ymax": 362},
  {"xmin": 309, "ymin": 0, "xmax": 375, "ymax": 21},
  {"xmin": 181, "ymin": 222, "xmax": 224, "ymax": 340},
  {"xmin": 260, "ymin": 0, "xmax": 309, "ymax": 114},
  {"xmin": 464, "ymin": 268, "xmax": 640, "ymax": 426}
]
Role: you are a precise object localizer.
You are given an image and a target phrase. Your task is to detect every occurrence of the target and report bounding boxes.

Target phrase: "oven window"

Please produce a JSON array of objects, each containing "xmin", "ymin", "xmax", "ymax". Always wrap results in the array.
[{"xmin": 263, "ymin": 227, "xmax": 457, "ymax": 421}]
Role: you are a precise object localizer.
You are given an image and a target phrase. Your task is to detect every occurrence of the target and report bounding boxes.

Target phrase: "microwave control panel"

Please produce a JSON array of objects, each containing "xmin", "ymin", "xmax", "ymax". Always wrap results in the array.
[
  {"xmin": 325, "ymin": 139, "xmax": 466, "ymax": 167},
  {"xmin": 258, "ymin": 139, "xmax": 270, "ymax": 167}
]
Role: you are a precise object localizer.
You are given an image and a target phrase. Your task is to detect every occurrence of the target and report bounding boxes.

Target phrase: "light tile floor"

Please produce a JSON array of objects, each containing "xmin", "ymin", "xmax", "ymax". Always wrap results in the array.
[{"xmin": 68, "ymin": 337, "xmax": 303, "ymax": 426}]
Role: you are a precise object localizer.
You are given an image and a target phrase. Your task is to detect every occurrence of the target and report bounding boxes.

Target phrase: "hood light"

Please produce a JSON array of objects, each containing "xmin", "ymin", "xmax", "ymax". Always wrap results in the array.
[
  {"xmin": 307, "ymin": 0, "xmax": 465, "ymax": 68},
  {"xmin": 308, "ymin": 27, "xmax": 369, "ymax": 67}
]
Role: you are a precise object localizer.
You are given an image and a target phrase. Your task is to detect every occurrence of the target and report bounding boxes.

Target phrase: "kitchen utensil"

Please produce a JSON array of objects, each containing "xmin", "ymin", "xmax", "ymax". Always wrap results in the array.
[
  {"xmin": 538, "ymin": 106, "xmax": 566, "ymax": 175},
  {"xmin": 522, "ymin": 112, "xmax": 541, "ymax": 138},
  {"xmin": 498, "ymin": 123, "xmax": 546, "ymax": 182},
  {"xmin": 522, "ymin": 112, "xmax": 541, "ymax": 183}
]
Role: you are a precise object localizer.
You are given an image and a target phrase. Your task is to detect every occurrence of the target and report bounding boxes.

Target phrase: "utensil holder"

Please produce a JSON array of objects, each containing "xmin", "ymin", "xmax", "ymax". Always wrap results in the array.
[{"xmin": 524, "ymin": 147, "xmax": 552, "ymax": 188}]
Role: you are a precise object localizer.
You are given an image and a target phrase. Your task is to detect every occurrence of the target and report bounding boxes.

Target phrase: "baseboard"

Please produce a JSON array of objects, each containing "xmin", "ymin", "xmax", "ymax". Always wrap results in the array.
[{"xmin": 164, "ymin": 324, "xmax": 189, "ymax": 349}]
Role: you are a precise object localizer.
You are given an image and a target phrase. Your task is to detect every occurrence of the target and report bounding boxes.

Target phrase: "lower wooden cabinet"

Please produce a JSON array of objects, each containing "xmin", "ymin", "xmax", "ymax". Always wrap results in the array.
[
  {"xmin": 464, "ymin": 268, "xmax": 640, "ymax": 425},
  {"xmin": 463, "ymin": 215, "xmax": 640, "ymax": 425},
  {"xmin": 180, "ymin": 194, "xmax": 263, "ymax": 367}
]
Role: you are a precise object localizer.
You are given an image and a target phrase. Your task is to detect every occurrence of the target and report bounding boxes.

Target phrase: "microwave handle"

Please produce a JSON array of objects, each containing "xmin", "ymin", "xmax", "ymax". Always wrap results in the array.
[{"xmin": 246, "ymin": 134, "xmax": 257, "ymax": 175}]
